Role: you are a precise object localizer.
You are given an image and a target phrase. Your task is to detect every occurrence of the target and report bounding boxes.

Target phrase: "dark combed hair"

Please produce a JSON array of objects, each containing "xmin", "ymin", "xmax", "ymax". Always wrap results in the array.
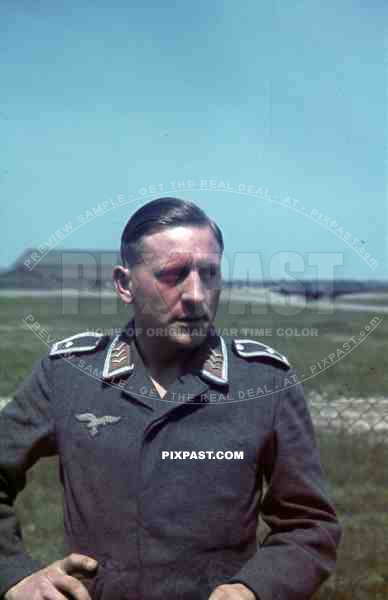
[{"xmin": 120, "ymin": 197, "xmax": 224, "ymax": 266}]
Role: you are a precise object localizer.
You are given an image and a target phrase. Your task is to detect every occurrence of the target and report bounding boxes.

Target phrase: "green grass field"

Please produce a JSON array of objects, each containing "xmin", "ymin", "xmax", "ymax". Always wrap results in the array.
[{"xmin": 1, "ymin": 296, "xmax": 388, "ymax": 599}]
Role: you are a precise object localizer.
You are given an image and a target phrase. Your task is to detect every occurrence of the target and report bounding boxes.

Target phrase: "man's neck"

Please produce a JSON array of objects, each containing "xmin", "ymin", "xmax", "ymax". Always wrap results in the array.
[
  {"xmin": 133, "ymin": 331, "xmax": 189, "ymax": 393},
  {"xmin": 132, "ymin": 320, "xmax": 211, "ymax": 394}
]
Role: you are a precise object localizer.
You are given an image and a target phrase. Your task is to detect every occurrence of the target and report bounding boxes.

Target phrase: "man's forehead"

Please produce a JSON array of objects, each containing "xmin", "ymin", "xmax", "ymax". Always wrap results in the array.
[
  {"xmin": 138, "ymin": 249, "xmax": 221, "ymax": 268},
  {"xmin": 137, "ymin": 225, "xmax": 222, "ymax": 265}
]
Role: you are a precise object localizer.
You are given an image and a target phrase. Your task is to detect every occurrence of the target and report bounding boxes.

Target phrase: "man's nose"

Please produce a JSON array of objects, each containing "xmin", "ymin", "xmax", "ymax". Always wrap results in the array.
[{"xmin": 180, "ymin": 269, "xmax": 206, "ymax": 306}]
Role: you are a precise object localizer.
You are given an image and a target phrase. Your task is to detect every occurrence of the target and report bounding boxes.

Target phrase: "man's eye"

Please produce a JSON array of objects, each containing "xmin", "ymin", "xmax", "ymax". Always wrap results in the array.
[
  {"xmin": 156, "ymin": 267, "xmax": 189, "ymax": 283},
  {"xmin": 201, "ymin": 266, "xmax": 218, "ymax": 280},
  {"xmin": 156, "ymin": 272, "xmax": 176, "ymax": 283}
]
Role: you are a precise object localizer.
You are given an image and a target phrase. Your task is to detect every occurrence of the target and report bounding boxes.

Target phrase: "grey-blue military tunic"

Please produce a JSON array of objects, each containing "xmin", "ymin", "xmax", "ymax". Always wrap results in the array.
[{"xmin": 0, "ymin": 319, "xmax": 341, "ymax": 600}]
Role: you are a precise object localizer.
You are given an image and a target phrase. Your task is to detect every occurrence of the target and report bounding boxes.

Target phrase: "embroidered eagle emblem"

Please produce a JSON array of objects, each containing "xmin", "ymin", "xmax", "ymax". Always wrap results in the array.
[{"xmin": 75, "ymin": 413, "xmax": 122, "ymax": 437}]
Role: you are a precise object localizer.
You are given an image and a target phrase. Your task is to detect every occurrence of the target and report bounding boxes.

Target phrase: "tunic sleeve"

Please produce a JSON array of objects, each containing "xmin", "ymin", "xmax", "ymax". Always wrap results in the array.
[{"xmin": 0, "ymin": 356, "xmax": 57, "ymax": 598}]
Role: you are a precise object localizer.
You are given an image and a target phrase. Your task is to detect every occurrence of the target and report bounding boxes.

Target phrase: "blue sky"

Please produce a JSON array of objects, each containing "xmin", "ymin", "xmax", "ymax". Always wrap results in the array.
[{"xmin": 1, "ymin": 0, "xmax": 386, "ymax": 280}]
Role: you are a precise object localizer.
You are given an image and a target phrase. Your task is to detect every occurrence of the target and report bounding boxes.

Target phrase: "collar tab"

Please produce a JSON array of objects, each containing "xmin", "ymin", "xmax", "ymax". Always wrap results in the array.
[
  {"xmin": 198, "ymin": 336, "xmax": 229, "ymax": 386},
  {"xmin": 102, "ymin": 334, "xmax": 134, "ymax": 380}
]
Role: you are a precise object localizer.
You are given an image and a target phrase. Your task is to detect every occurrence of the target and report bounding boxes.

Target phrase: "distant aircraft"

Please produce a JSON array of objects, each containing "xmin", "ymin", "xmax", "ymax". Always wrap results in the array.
[{"xmin": 271, "ymin": 280, "xmax": 367, "ymax": 301}]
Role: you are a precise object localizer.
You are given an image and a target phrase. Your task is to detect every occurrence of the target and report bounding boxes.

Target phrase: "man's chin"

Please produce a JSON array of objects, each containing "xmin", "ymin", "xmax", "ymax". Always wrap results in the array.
[{"xmin": 168, "ymin": 323, "xmax": 209, "ymax": 346}]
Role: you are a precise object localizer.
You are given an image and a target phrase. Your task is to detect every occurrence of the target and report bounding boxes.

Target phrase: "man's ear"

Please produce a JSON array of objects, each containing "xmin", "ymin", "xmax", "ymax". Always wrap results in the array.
[{"xmin": 112, "ymin": 265, "xmax": 136, "ymax": 304}]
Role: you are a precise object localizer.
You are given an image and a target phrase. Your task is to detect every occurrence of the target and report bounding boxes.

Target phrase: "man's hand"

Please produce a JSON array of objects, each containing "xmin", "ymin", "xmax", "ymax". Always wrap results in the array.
[
  {"xmin": 208, "ymin": 582, "xmax": 256, "ymax": 599},
  {"xmin": 4, "ymin": 553, "xmax": 98, "ymax": 600}
]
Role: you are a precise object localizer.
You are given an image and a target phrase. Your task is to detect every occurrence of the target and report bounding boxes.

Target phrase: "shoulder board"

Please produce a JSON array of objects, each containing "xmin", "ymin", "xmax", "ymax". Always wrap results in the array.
[
  {"xmin": 49, "ymin": 332, "xmax": 105, "ymax": 357},
  {"xmin": 233, "ymin": 338, "xmax": 290, "ymax": 368}
]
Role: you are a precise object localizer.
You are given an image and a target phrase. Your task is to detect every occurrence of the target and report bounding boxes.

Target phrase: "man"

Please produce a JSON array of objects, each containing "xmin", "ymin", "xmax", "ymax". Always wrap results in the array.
[{"xmin": 0, "ymin": 197, "xmax": 341, "ymax": 600}]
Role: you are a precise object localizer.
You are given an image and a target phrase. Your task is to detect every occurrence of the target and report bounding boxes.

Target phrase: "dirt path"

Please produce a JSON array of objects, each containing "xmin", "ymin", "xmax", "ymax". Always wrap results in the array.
[{"xmin": 1, "ymin": 288, "xmax": 388, "ymax": 314}]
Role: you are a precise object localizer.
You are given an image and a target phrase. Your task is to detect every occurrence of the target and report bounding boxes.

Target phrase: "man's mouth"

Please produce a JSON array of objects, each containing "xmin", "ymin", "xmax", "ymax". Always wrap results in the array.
[{"xmin": 178, "ymin": 316, "xmax": 207, "ymax": 323}]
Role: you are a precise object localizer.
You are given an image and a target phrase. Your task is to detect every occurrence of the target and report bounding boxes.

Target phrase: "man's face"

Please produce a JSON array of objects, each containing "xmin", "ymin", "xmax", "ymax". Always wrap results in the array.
[{"xmin": 128, "ymin": 225, "xmax": 222, "ymax": 351}]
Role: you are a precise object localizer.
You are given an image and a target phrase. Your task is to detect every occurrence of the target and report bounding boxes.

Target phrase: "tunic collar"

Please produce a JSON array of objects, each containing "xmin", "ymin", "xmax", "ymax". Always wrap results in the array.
[{"xmin": 102, "ymin": 318, "xmax": 229, "ymax": 387}]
